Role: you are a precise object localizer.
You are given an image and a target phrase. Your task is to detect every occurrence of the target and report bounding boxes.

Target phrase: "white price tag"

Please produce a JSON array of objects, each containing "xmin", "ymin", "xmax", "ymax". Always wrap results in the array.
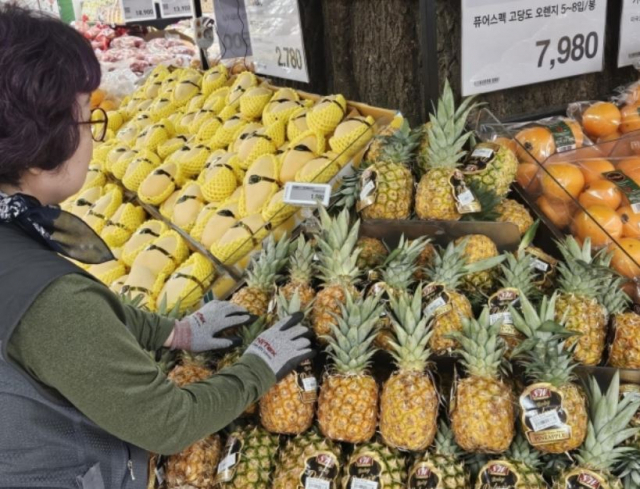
[
  {"xmin": 154, "ymin": 466, "xmax": 165, "ymax": 485},
  {"xmin": 217, "ymin": 453, "xmax": 236, "ymax": 473},
  {"xmin": 532, "ymin": 258, "xmax": 550, "ymax": 272},
  {"xmin": 632, "ymin": 202, "xmax": 640, "ymax": 214},
  {"xmin": 530, "ymin": 410, "xmax": 562, "ymax": 432},
  {"xmin": 360, "ymin": 180, "xmax": 376, "ymax": 201},
  {"xmin": 472, "ymin": 147, "xmax": 495, "ymax": 159},
  {"xmin": 619, "ymin": 0, "xmax": 640, "ymax": 67},
  {"xmin": 351, "ymin": 479, "xmax": 378, "ymax": 489},
  {"xmin": 245, "ymin": 0, "xmax": 310, "ymax": 83},
  {"xmin": 305, "ymin": 478, "xmax": 331, "ymax": 489},
  {"xmin": 424, "ymin": 296, "xmax": 446, "ymax": 317},
  {"xmin": 120, "ymin": 0, "xmax": 156, "ymax": 21},
  {"xmin": 302, "ymin": 376, "xmax": 318, "ymax": 392},
  {"xmin": 461, "ymin": 0, "xmax": 607, "ymax": 95},
  {"xmin": 160, "ymin": 0, "xmax": 192, "ymax": 19},
  {"xmin": 283, "ymin": 182, "xmax": 331, "ymax": 207},
  {"xmin": 457, "ymin": 189, "xmax": 475, "ymax": 206},
  {"xmin": 490, "ymin": 311, "xmax": 512, "ymax": 326}
]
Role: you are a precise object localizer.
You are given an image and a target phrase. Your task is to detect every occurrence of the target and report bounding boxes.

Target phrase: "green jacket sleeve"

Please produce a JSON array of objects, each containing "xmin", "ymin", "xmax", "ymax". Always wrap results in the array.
[
  {"xmin": 120, "ymin": 300, "xmax": 176, "ymax": 351},
  {"xmin": 6, "ymin": 274, "xmax": 276, "ymax": 455}
]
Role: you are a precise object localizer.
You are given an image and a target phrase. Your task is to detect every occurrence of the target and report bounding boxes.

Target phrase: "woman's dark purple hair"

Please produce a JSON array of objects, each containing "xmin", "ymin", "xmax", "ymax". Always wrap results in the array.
[{"xmin": 0, "ymin": 5, "xmax": 101, "ymax": 186}]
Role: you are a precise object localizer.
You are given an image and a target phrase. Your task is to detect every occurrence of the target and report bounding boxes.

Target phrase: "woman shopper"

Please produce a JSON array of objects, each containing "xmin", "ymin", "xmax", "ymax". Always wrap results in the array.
[{"xmin": 0, "ymin": 6, "xmax": 314, "ymax": 488}]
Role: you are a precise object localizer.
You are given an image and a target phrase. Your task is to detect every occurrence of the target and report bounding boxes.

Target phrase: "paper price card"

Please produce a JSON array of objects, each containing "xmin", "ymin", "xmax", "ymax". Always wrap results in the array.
[
  {"xmin": 245, "ymin": 0, "xmax": 310, "ymax": 83},
  {"xmin": 618, "ymin": 0, "xmax": 640, "ymax": 67},
  {"xmin": 120, "ymin": 0, "xmax": 156, "ymax": 21},
  {"xmin": 160, "ymin": 0, "xmax": 192, "ymax": 19},
  {"xmin": 461, "ymin": 0, "xmax": 607, "ymax": 95}
]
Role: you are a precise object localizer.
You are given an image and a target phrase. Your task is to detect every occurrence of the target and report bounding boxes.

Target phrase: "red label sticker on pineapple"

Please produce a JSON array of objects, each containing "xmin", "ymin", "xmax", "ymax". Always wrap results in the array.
[
  {"xmin": 215, "ymin": 436, "xmax": 243, "ymax": 484},
  {"xmin": 449, "ymin": 170, "xmax": 481, "ymax": 214},
  {"xmin": 461, "ymin": 142, "xmax": 500, "ymax": 174},
  {"xmin": 477, "ymin": 461, "xmax": 519, "ymax": 488},
  {"xmin": 562, "ymin": 468, "xmax": 607, "ymax": 489},
  {"xmin": 408, "ymin": 461, "xmax": 441, "ymax": 488},
  {"xmin": 345, "ymin": 453, "xmax": 383, "ymax": 489},
  {"xmin": 520, "ymin": 382, "xmax": 572, "ymax": 446},
  {"xmin": 296, "ymin": 359, "xmax": 318, "ymax": 403},
  {"xmin": 423, "ymin": 283, "xmax": 452, "ymax": 318},
  {"xmin": 300, "ymin": 452, "xmax": 340, "ymax": 489},
  {"xmin": 488, "ymin": 288, "xmax": 520, "ymax": 337}
]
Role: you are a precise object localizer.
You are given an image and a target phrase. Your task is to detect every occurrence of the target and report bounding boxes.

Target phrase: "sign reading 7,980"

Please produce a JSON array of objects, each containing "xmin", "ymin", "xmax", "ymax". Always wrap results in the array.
[{"xmin": 461, "ymin": 0, "xmax": 607, "ymax": 96}]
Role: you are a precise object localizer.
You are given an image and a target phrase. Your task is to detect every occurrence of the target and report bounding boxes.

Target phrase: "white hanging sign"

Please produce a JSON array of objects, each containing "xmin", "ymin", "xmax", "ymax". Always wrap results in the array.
[
  {"xmin": 244, "ymin": 0, "xmax": 310, "ymax": 83},
  {"xmin": 120, "ymin": 0, "xmax": 156, "ymax": 21},
  {"xmin": 461, "ymin": 0, "xmax": 607, "ymax": 96},
  {"xmin": 618, "ymin": 0, "xmax": 640, "ymax": 67}
]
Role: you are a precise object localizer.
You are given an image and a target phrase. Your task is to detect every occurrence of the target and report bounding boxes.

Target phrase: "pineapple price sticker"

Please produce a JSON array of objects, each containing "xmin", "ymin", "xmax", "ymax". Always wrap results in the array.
[
  {"xmin": 461, "ymin": 0, "xmax": 607, "ymax": 95},
  {"xmin": 160, "ymin": 0, "xmax": 192, "ymax": 19},
  {"xmin": 244, "ymin": 0, "xmax": 310, "ymax": 83},
  {"xmin": 618, "ymin": 0, "xmax": 640, "ymax": 67},
  {"xmin": 119, "ymin": 0, "xmax": 156, "ymax": 22}
]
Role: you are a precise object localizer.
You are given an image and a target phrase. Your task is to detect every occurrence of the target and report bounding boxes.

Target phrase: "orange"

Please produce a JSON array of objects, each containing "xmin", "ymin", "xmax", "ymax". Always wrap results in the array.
[
  {"xmin": 494, "ymin": 137, "xmax": 518, "ymax": 155},
  {"xmin": 515, "ymin": 126, "xmax": 555, "ymax": 164},
  {"xmin": 579, "ymin": 159, "xmax": 615, "ymax": 184},
  {"xmin": 90, "ymin": 89, "xmax": 106, "ymax": 109},
  {"xmin": 537, "ymin": 195, "xmax": 575, "ymax": 229},
  {"xmin": 516, "ymin": 162, "xmax": 540, "ymax": 191},
  {"xmin": 582, "ymin": 102, "xmax": 621, "ymax": 138},
  {"xmin": 562, "ymin": 119, "xmax": 585, "ymax": 149},
  {"xmin": 610, "ymin": 238, "xmax": 640, "ymax": 279},
  {"xmin": 620, "ymin": 103, "xmax": 640, "ymax": 133},
  {"xmin": 574, "ymin": 205, "xmax": 623, "ymax": 248},
  {"xmin": 618, "ymin": 206, "xmax": 640, "ymax": 238},
  {"xmin": 597, "ymin": 131, "xmax": 622, "ymax": 143},
  {"xmin": 578, "ymin": 180, "xmax": 622, "ymax": 210},
  {"xmin": 99, "ymin": 99, "xmax": 118, "ymax": 111},
  {"xmin": 540, "ymin": 163, "xmax": 585, "ymax": 202},
  {"xmin": 616, "ymin": 157, "xmax": 640, "ymax": 175}
]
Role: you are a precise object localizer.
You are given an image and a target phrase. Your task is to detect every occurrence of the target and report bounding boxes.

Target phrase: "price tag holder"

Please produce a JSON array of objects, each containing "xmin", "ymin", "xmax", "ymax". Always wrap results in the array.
[
  {"xmin": 120, "ymin": 0, "xmax": 156, "ymax": 22},
  {"xmin": 160, "ymin": 0, "xmax": 192, "ymax": 19},
  {"xmin": 283, "ymin": 182, "xmax": 331, "ymax": 207},
  {"xmin": 461, "ymin": 0, "xmax": 607, "ymax": 95},
  {"xmin": 245, "ymin": 0, "xmax": 310, "ymax": 83},
  {"xmin": 618, "ymin": 0, "xmax": 640, "ymax": 67}
]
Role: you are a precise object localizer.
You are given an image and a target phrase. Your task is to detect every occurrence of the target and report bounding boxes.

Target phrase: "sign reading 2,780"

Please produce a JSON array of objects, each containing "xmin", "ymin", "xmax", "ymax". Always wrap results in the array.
[{"xmin": 461, "ymin": 0, "xmax": 607, "ymax": 96}]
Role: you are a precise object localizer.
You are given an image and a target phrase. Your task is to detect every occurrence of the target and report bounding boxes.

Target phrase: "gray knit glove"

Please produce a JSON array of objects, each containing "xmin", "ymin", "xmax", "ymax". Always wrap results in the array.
[
  {"xmin": 243, "ymin": 312, "xmax": 315, "ymax": 381},
  {"xmin": 170, "ymin": 301, "xmax": 252, "ymax": 352}
]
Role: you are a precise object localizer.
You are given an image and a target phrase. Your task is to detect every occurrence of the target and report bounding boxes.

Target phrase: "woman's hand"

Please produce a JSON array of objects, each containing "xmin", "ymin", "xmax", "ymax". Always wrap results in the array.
[{"xmin": 166, "ymin": 301, "xmax": 252, "ymax": 352}]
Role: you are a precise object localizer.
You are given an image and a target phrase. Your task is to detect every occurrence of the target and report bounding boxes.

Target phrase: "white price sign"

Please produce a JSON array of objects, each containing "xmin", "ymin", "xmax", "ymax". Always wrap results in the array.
[
  {"xmin": 283, "ymin": 182, "xmax": 331, "ymax": 207},
  {"xmin": 120, "ymin": 0, "xmax": 156, "ymax": 21},
  {"xmin": 618, "ymin": 0, "xmax": 640, "ymax": 67},
  {"xmin": 160, "ymin": 0, "xmax": 192, "ymax": 19},
  {"xmin": 245, "ymin": 0, "xmax": 310, "ymax": 83},
  {"xmin": 461, "ymin": 0, "xmax": 607, "ymax": 96}
]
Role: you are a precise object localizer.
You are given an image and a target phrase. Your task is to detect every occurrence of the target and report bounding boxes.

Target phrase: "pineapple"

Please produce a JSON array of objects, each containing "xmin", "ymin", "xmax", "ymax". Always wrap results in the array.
[
  {"xmin": 415, "ymin": 80, "xmax": 479, "ymax": 221},
  {"xmin": 409, "ymin": 421, "xmax": 470, "ymax": 489},
  {"xmin": 553, "ymin": 372, "xmax": 640, "ymax": 489},
  {"xmin": 464, "ymin": 142, "xmax": 518, "ymax": 199},
  {"xmin": 554, "ymin": 236, "xmax": 609, "ymax": 365},
  {"xmin": 414, "ymin": 240, "xmax": 437, "ymax": 281},
  {"xmin": 448, "ymin": 308, "xmax": 516, "ymax": 453},
  {"xmin": 259, "ymin": 292, "xmax": 316, "ymax": 435},
  {"xmin": 317, "ymin": 291, "xmax": 382, "ymax": 443},
  {"xmin": 272, "ymin": 428, "xmax": 342, "ymax": 489},
  {"xmin": 600, "ymin": 271, "xmax": 638, "ymax": 369},
  {"xmin": 363, "ymin": 124, "xmax": 397, "ymax": 165},
  {"xmin": 618, "ymin": 448, "xmax": 640, "ymax": 489},
  {"xmin": 496, "ymin": 199, "xmax": 534, "ymax": 237},
  {"xmin": 165, "ymin": 352, "xmax": 222, "ymax": 489},
  {"xmin": 311, "ymin": 207, "xmax": 361, "ymax": 340},
  {"xmin": 424, "ymin": 240, "xmax": 504, "ymax": 355},
  {"xmin": 358, "ymin": 121, "xmax": 421, "ymax": 220},
  {"xmin": 510, "ymin": 293, "xmax": 588, "ymax": 454},
  {"xmin": 215, "ymin": 425, "xmax": 279, "ymax": 489},
  {"xmin": 356, "ymin": 236, "xmax": 388, "ymax": 271},
  {"xmin": 455, "ymin": 234, "xmax": 500, "ymax": 295},
  {"xmin": 280, "ymin": 235, "xmax": 316, "ymax": 309},
  {"xmin": 230, "ymin": 234, "xmax": 291, "ymax": 316},
  {"xmin": 342, "ymin": 440, "xmax": 406, "ymax": 489},
  {"xmin": 474, "ymin": 433, "xmax": 546, "ymax": 489},
  {"xmin": 380, "ymin": 286, "xmax": 439, "ymax": 451}
]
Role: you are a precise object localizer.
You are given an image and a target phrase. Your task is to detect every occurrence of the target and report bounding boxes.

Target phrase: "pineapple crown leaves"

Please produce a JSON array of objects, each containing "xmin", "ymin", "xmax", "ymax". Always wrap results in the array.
[
  {"xmin": 377, "ymin": 120, "xmax": 423, "ymax": 166},
  {"xmin": 275, "ymin": 290, "xmax": 313, "ymax": 324},
  {"xmin": 239, "ymin": 315, "xmax": 268, "ymax": 349},
  {"xmin": 460, "ymin": 181, "xmax": 501, "ymax": 222},
  {"xmin": 156, "ymin": 293, "xmax": 184, "ymax": 319},
  {"xmin": 287, "ymin": 235, "xmax": 316, "ymax": 285},
  {"xmin": 447, "ymin": 307, "xmax": 510, "ymax": 379},
  {"xmin": 323, "ymin": 290, "xmax": 384, "ymax": 375},
  {"xmin": 506, "ymin": 432, "xmax": 543, "ymax": 469},
  {"xmin": 332, "ymin": 169, "xmax": 362, "ymax": 212},
  {"xmin": 616, "ymin": 448, "xmax": 640, "ymax": 489},
  {"xmin": 422, "ymin": 79, "xmax": 482, "ymax": 171},
  {"xmin": 245, "ymin": 234, "xmax": 292, "ymax": 291},
  {"xmin": 509, "ymin": 293, "xmax": 575, "ymax": 350},
  {"xmin": 597, "ymin": 265, "xmax": 632, "ymax": 316},
  {"xmin": 433, "ymin": 420, "xmax": 465, "ymax": 458},
  {"xmin": 517, "ymin": 219, "xmax": 540, "ymax": 254},
  {"xmin": 427, "ymin": 239, "xmax": 505, "ymax": 289},
  {"xmin": 381, "ymin": 235, "xmax": 431, "ymax": 291},
  {"xmin": 520, "ymin": 339, "xmax": 579, "ymax": 387},
  {"xmin": 317, "ymin": 206, "xmax": 362, "ymax": 285},
  {"xmin": 387, "ymin": 285, "xmax": 433, "ymax": 371},
  {"xmin": 498, "ymin": 251, "xmax": 540, "ymax": 301},
  {"xmin": 577, "ymin": 372, "xmax": 640, "ymax": 471},
  {"xmin": 555, "ymin": 235, "xmax": 611, "ymax": 299}
]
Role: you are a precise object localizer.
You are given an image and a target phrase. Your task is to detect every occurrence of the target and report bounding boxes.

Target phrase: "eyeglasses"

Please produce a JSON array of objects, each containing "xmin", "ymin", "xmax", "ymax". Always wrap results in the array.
[{"xmin": 78, "ymin": 108, "xmax": 109, "ymax": 143}]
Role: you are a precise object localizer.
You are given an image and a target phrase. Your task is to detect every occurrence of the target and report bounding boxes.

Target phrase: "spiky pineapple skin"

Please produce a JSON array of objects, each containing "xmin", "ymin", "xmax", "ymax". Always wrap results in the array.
[
  {"xmin": 553, "ymin": 468, "xmax": 623, "ymax": 489},
  {"xmin": 356, "ymin": 237, "xmax": 388, "ymax": 271},
  {"xmin": 165, "ymin": 435, "xmax": 222, "ymax": 489},
  {"xmin": 451, "ymin": 376, "xmax": 515, "ymax": 454},
  {"xmin": 415, "ymin": 169, "xmax": 461, "ymax": 221},
  {"xmin": 555, "ymin": 293, "xmax": 607, "ymax": 366},
  {"xmin": 496, "ymin": 199, "xmax": 534, "ymax": 237},
  {"xmin": 364, "ymin": 125, "xmax": 397, "ymax": 164},
  {"xmin": 414, "ymin": 242, "xmax": 436, "ymax": 281},
  {"xmin": 230, "ymin": 287, "xmax": 270, "ymax": 316},
  {"xmin": 456, "ymin": 235, "xmax": 499, "ymax": 294},
  {"xmin": 380, "ymin": 371, "xmax": 439, "ymax": 451},
  {"xmin": 259, "ymin": 371, "xmax": 314, "ymax": 435},
  {"xmin": 410, "ymin": 452, "xmax": 468, "ymax": 489},
  {"xmin": 311, "ymin": 284, "xmax": 357, "ymax": 339},
  {"xmin": 280, "ymin": 281, "xmax": 315, "ymax": 311},
  {"xmin": 361, "ymin": 161, "xmax": 414, "ymax": 220},
  {"xmin": 467, "ymin": 145, "xmax": 518, "ymax": 199},
  {"xmin": 428, "ymin": 291, "xmax": 473, "ymax": 355},
  {"xmin": 610, "ymin": 312, "xmax": 640, "ymax": 369},
  {"xmin": 317, "ymin": 373, "xmax": 378, "ymax": 444}
]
